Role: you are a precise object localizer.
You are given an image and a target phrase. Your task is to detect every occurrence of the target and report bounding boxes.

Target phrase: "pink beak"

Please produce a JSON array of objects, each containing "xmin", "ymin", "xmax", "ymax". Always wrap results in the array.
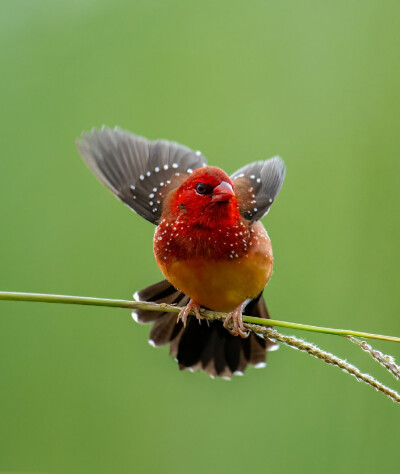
[{"xmin": 212, "ymin": 181, "xmax": 235, "ymax": 202}]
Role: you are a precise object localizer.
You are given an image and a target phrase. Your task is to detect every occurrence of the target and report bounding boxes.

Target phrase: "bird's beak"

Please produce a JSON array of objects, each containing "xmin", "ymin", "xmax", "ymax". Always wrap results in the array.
[{"xmin": 212, "ymin": 181, "xmax": 235, "ymax": 202}]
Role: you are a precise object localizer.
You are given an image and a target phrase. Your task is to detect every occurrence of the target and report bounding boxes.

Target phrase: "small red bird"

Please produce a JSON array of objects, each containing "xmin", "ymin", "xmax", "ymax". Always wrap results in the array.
[{"xmin": 77, "ymin": 126, "xmax": 285, "ymax": 377}]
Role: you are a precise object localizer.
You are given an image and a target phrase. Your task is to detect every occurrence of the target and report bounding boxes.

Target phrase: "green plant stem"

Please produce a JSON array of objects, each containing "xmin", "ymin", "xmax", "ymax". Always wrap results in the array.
[{"xmin": 1, "ymin": 291, "xmax": 399, "ymax": 343}]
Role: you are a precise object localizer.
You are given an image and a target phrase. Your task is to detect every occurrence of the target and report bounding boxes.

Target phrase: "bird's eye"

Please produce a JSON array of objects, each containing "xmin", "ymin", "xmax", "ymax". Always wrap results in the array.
[{"xmin": 195, "ymin": 182, "xmax": 210, "ymax": 195}]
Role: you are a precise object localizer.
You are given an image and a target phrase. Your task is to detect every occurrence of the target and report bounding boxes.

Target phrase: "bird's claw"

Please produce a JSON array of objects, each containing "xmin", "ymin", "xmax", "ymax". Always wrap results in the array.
[
  {"xmin": 177, "ymin": 300, "xmax": 203, "ymax": 327},
  {"xmin": 223, "ymin": 307, "xmax": 250, "ymax": 338}
]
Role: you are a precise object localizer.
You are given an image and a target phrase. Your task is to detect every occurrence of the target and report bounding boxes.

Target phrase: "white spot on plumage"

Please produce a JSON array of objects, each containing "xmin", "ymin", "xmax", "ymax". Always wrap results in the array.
[
  {"xmin": 187, "ymin": 168, "xmax": 193, "ymax": 173},
  {"xmin": 254, "ymin": 362, "xmax": 267, "ymax": 369},
  {"xmin": 172, "ymin": 163, "xmax": 178, "ymax": 168},
  {"xmin": 153, "ymin": 187, "xmax": 157, "ymax": 192},
  {"xmin": 268, "ymin": 344, "xmax": 280, "ymax": 352},
  {"xmin": 149, "ymin": 201, "xmax": 153, "ymax": 206},
  {"xmin": 130, "ymin": 185, "xmax": 135, "ymax": 190},
  {"xmin": 256, "ymin": 178, "xmax": 261, "ymax": 183},
  {"xmin": 146, "ymin": 171, "xmax": 151, "ymax": 176},
  {"xmin": 153, "ymin": 208, "xmax": 158, "ymax": 212},
  {"xmin": 155, "ymin": 166, "xmax": 160, "ymax": 172},
  {"xmin": 149, "ymin": 193, "xmax": 154, "ymax": 198},
  {"xmin": 250, "ymin": 174, "xmax": 255, "ymax": 179},
  {"xmin": 164, "ymin": 164, "xmax": 169, "ymax": 170},
  {"xmin": 140, "ymin": 174, "xmax": 144, "ymax": 180},
  {"xmin": 195, "ymin": 150, "xmax": 201, "ymax": 156}
]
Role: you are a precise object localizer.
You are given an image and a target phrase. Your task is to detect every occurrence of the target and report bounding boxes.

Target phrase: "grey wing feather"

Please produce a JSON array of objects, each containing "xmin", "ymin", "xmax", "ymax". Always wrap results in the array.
[
  {"xmin": 76, "ymin": 126, "xmax": 207, "ymax": 224},
  {"xmin": 231, "ymin": 156, "xmax": 286, "ymax": 221}
]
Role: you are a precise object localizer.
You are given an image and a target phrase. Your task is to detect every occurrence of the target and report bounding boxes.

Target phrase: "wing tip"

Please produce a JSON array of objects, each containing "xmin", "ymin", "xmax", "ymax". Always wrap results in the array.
[{"xmin": 265, "ymin": 155, "xmax": 286, "ymax": 174}]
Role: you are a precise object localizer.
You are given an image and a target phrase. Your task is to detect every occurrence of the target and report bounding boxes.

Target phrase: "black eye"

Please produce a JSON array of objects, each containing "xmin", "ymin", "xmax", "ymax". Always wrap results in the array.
[{"xmin": 195, "ymin": 182, "xmax": 211, "ymax": 195}]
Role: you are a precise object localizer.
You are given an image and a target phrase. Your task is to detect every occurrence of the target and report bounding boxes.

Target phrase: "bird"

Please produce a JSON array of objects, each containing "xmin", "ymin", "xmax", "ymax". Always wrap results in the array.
[{"xmin": 77, "ymin": 126, "xmax": 286, "ymax": 378}]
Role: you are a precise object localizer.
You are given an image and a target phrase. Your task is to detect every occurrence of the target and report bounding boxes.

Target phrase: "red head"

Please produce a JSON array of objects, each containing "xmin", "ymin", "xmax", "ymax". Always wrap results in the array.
[{"xmin": 168, "ymin": 166, "xmax": 241, "ymax": 229}]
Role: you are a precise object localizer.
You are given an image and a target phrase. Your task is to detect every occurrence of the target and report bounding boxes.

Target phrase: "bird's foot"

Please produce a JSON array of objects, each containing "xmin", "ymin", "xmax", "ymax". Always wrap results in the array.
[
  {"xmin": 177, "ymin": 299, "xmax": 202, "ymax": 327},
  {"xmin": 223, "ymin": 303, "xmax": 250, "ymax": 338}
]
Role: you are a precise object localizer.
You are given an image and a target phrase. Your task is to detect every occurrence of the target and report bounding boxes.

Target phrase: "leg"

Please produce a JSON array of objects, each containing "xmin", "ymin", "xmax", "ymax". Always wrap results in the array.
[
  {"xmin": 223, "ymin": 300, "xmax": 250, "ymax": 338},
  {"xmin": 177, "ymin": 299, "xmax": 202, "ymax": 327}
]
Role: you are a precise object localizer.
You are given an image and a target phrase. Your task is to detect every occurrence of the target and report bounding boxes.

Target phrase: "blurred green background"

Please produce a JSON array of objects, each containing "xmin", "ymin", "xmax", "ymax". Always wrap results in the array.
[{"xmin": 1, "ymin": 1, "xmax": 400, "ymax": 472}]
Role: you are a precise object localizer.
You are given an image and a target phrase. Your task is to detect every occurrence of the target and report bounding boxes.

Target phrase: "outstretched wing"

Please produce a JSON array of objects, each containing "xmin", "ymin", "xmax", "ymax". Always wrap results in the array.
[
  {"xmin": 76, "ymin": 126, "xmax": 207, "ymax": 224},
  {"xmin": 231, "ymin": 156, "xmax": 286, "ymax": 222}
]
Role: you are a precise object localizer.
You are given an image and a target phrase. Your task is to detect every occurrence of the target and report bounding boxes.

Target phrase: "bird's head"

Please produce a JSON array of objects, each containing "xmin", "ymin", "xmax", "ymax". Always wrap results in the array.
[{"xmin": 168, "ymin": 166, "xmax": 241, "ymax": 229}]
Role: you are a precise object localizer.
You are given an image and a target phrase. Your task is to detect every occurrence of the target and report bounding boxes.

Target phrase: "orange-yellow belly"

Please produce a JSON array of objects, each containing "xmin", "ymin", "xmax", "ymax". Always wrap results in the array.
[{"xmin": 164, "ymin": 255, "xmax": 272, "ymax": 311}]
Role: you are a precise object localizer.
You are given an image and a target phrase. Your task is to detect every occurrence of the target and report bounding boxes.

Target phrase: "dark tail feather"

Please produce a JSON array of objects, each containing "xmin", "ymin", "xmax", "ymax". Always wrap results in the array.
[{"xmin": 133, "ymin": 280, "xmax": 278, "ymax": 378}]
